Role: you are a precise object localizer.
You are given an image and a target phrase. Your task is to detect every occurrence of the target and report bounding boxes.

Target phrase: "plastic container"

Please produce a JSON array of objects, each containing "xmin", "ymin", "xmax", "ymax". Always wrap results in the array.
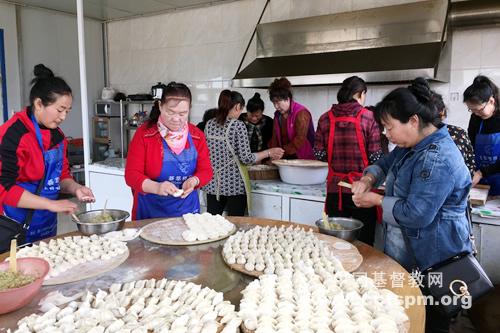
[
  {"xmin": 272, "ymin": 159, "xmax": 328, "ymax": 185},
  {"xmin": 0, "ymin": 257, "xmax": 50, "ymax": 314}
]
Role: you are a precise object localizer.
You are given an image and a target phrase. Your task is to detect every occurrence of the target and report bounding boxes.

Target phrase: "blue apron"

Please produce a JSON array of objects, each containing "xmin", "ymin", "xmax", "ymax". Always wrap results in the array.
[
  {"xmin": 3, "ymin": 113, "xmax": 63, "ymax": 243},
  {"xmin": 475, "ymin": 120, "xmax": 500, "ymax": 195},
  {"xmin": 136, "ymin": 134, "xmax": 200, "ymax": 219}
]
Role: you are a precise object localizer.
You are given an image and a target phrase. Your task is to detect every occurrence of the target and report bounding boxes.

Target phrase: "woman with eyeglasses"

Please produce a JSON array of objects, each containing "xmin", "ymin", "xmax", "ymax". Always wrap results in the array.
[
  {"xmin": 463, "ymin": 75, "xmax": 500, "ymax": 195},
  {"xmin": 125, "ymin": 82, "xmax": 213, "ymax": 219}
]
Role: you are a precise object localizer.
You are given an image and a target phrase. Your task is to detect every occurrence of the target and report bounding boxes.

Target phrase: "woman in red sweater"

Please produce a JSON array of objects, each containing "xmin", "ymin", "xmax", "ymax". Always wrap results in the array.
[
  {"xmin": 0, "ymin": 64, "xmax": 95, "ymax": 245},
  {"xmin": 125, "ymin": 82, "xmax": 213, "ymax": 219}
]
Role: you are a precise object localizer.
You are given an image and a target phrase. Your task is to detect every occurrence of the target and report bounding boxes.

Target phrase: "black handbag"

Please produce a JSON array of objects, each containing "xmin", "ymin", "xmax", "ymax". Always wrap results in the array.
[
  {"xmin": 401, "ymin": 206, "xmax": 493, "ymax": 318},
  {"xmin": 0, "ymin": 171, "xmax": 47, "ymax": 253}
]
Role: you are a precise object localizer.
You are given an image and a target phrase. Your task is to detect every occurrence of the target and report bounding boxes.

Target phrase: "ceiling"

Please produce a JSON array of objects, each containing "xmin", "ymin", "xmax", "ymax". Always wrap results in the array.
[{"xmin": 1, "ymin": 0, "xmax": 238, "ymax": 21}]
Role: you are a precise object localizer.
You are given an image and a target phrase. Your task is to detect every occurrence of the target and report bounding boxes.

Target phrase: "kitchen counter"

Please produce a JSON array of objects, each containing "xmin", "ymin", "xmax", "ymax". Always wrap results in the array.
[
  {"xmin": 251, "ymin": 179, "xmax": 326, "ymax": 200},
  {"xmin": 470, "ymin": 207, "xmax": 500, "ymax": 283},
  {"xmin": 0, "ymin": 217, "xmax": 425, "ymax": 333},
  {"xmin": 249, "ymin": 180, "xmax": 326, "ymax": 225},
  {"xmin": 88, "ymin": 157, "xmax": 126, "ymax": 176},
  {"xmin": 86, "ymin": 158, "xmax": 131, "ymax": 215}
]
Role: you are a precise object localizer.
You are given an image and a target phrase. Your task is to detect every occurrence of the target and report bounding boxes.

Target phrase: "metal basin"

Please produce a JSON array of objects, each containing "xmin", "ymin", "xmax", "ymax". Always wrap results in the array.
[
  {"xmin": 73, "ymin": 209, "xmax": 130, "ymax": 235},
  {"xmin": 315, "ymin": 217, "xmax": 364, "ymax": 242}
]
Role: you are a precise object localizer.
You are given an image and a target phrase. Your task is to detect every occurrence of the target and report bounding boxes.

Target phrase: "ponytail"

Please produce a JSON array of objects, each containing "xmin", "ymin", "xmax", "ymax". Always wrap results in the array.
[
  {"xmin": 215, "ymin": 90, "xmax": 245, "ymax": 125},
  {"xmin": 337, "ymin": 76, "xmax": 367, "ymax": 104}
]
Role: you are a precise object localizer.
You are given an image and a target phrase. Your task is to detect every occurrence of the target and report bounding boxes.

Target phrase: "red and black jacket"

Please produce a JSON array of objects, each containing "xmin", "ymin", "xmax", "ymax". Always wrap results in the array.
[{"xmin": 0, "ymin": 107, "xmax": 72, "ymax": 213}]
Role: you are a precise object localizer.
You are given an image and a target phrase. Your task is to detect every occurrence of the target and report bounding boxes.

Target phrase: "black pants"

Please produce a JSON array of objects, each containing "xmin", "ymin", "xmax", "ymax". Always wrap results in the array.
[
  {"xmin": 206, "ymin": 194, "xmax": 247, "ymax": 216},
  {"xmin": 325, "ymin": 192, "xmax": 377, "ymax": 246},
  {"xmin": 423, "ymin": 288, "xmax": 451, "ymax": 333}
]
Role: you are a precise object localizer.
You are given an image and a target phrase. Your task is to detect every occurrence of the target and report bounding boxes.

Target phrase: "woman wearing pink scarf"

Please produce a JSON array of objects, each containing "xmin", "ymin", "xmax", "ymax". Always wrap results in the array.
[
  {"xmin": 125, "ymin": 82, "xmax": 213, "ymax": 219},
  {"xmin": 268, "ymin": 77, "xmax": 315, "ymax": 159}
]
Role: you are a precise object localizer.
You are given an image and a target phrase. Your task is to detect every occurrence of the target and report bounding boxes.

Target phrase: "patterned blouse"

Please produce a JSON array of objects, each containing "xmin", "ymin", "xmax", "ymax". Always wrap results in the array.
[
  {"xmin": 447, "ymin": 124, "xmax": 475, "ymax": 176},
  {"xmin": 203, "ymin": 118, "xmax": 256, "ymax": 196}
]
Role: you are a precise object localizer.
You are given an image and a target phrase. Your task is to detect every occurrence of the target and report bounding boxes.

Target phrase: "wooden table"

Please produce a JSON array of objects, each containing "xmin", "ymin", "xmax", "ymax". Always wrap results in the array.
[{"xmin": 0, "ymin": 216, "xmax": 425, "ymax": 332}]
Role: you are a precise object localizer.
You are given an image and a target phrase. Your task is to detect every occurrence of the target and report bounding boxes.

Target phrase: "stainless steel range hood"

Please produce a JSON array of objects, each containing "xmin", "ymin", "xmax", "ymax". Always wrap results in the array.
[{"xmin": 233, "ymin": 0, "xmax": 451, "ymax": 88}]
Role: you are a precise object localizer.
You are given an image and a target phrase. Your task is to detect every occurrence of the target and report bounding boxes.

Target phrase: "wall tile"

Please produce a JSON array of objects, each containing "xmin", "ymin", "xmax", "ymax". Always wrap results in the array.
[
  {"xmin": 480, "ymin": 27, "xmax": 500, "ymax": 69},
  {"xmin": 223, "ymin": 0, "xmax": 259, "ymax": 43},
  {"xmin": 107, "ymin": 20, "xmax": 131, "ymax": 52},
  {"xmin": 330, "ymin": 0, "xmax": 352, "ymax": 14},
  {"xmin": 107, "ymin": 0, "xmax": 500, "ymax": 133},
  {"xmin": 290, "ymin": 0, "xmax": 330, "ymax": 19},
  {"xmin": 449, "ymin": 68, "xmax": 480, "ymax": 95},
  {"xmin": 293, "ymin": 86, "xmax": 330, "ymax": 125},
  {"xmin": 266, "ymin": 0, "xmax": 291, "ymax": 22},
  {"xmin": 451, "ymin": 30, "xmax": 482, "ymax": 70}
]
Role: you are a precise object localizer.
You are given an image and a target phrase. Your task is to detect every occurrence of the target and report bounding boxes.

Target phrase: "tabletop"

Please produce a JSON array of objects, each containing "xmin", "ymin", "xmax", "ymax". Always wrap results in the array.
[{"xmin": 0, "ymin": 216, "xmax": 425, "ymax": 332}]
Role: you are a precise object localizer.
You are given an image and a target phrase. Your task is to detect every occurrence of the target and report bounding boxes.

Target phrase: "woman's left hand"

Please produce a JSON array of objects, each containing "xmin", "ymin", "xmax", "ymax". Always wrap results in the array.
[
  {"xmin": 181, "ymin": 177, "xmax": 199, "ymax": 198},
  {"xmin": 472, "ymin": 170, "xmax": 482, "ymax": 186},
  {"xmin": 75, "ymin": 186, "xmax": 95, "ymax": 203},
  {"xmin": 352, "ymin": 192, "xmax": 383, "ymax": 208}
]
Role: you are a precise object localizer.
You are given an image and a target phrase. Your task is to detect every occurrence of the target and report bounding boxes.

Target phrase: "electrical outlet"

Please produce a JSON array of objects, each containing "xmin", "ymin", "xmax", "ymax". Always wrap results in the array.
[{"xmin": 450, "ymin": 92, "xmax": 460, "ymax": 102}]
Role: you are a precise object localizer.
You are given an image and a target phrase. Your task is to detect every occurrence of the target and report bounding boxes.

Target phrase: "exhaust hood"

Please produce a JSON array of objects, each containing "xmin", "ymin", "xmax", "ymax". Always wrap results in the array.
[{"xmin": 233, "ymin": 0, "xmax": 451, "ymax": 88}]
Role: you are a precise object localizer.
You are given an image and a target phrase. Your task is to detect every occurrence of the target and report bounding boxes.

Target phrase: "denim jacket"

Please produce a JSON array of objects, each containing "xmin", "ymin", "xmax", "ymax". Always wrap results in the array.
[{"xmin": 365, "ymin": 124, "xmax": 473, "ymax": 271}]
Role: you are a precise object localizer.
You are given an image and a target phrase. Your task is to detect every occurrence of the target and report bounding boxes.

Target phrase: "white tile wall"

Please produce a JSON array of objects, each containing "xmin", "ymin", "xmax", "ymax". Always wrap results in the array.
[
  {"xmin": 19, "ymin": 7, "xmax": 104, "ymax": 138},
  {"xmin": 107, "ymin": 0, "xmax": 500, "ymax": 132}
]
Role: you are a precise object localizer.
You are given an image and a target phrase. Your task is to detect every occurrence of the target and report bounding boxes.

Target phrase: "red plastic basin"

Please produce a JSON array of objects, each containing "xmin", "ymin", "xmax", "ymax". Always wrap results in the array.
[{"xmin": 0, "ymin": 257, "xmax": 49, "ymax": 315}]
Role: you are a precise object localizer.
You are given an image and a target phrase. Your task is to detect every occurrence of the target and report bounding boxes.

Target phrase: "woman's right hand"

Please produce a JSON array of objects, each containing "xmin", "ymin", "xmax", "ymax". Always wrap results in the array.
[
  {"xmin": 48, "ymin": 199, "xmax": 78, "ymax": 214},
  {"xmin": 156, "ymin": 181, "xmax": 180, "ymax": 196},
  {"xmin": 351, "ymin": 175, "xmax": 374, "ymax": 194},
  {"xmin": 268, "ymin": 148, "xmax": 285, "ymax": 160}
]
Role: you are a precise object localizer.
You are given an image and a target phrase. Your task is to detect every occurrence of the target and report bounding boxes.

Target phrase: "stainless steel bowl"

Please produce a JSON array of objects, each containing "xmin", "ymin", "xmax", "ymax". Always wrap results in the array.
[
  {"xmin": 315, "ymin": 217, "xmax": 364, "ymax": 242},
  {"xmin": 73, "ymin": 209, "xmax": 130, "ymax": 235}
]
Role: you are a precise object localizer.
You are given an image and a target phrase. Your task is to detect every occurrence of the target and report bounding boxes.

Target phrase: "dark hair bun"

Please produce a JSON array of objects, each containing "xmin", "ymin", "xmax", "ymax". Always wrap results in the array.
[
  {"xmin": 271, "ymin": 77, "xmax": 292, "ymax": 91},
  {"xmin": 408, "ymin": 77, "xmax": 432, "ymax": 104},
  {"xmin": 253, "ymin": 92, "xmax": 260, "ymax": 99},
  {"xmin": 33, "ymin": 64, "xmax": 54, "ymax": 80},
  {"xmin": 473, "ymin": 75, "xmax": 489, "ymax": 85}
]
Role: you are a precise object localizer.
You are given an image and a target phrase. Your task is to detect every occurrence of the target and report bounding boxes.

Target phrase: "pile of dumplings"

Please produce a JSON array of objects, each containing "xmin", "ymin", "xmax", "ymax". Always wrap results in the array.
[
  {"xmin": 181, "ymin": 213, "xmax": 235, "ymax": 242},
  {"xmin": 222, "ymin": 225, "xmax": 344, "ymax": 274},
  {"xmin": 16, "ymin": 235, "xmax": 128, "ymax": 279},
  {"xmin": 12, "ymin": 279, "xmax": 241, "ymax": 333},
  {"xmin": 239, "ymin": 266, "xmax": 409, "ymax": 333}
]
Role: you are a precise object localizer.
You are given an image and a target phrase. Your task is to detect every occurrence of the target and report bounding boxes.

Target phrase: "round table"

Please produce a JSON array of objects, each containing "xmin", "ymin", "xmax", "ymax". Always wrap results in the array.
[{"xmin": 0, "ymin": 216, "xmax": 425, "ymax": 332}]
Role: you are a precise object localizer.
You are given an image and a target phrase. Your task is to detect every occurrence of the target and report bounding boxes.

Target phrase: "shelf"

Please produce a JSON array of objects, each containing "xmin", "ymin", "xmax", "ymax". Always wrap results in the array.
[{"xmin": 93, "ymin": 137, "xmax": 111, "ymax": 144}]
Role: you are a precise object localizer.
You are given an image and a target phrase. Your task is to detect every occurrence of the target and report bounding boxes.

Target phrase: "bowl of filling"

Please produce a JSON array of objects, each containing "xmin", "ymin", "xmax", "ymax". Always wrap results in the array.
[
  {"xmin": 0, "ymin": 257, "xmax": 50, "ymax": 314},
  {"xmin": 73, "ymin": 209, "xmax": 130, "ymax": 235},
  {"xmin": 315, "ymin": 217, "xmax": 364, "ymax": 242}
]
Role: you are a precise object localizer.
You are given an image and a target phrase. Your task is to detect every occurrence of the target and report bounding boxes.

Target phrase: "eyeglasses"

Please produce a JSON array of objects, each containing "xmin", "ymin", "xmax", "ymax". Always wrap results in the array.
[{"xmin": 468, "ymin": 102, "xmax": 488, "ymax": 114}]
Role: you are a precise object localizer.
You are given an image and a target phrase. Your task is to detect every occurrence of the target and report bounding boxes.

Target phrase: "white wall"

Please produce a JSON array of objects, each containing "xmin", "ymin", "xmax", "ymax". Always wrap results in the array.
[
  {"xmin": 18, "ymin": 7, "xmax": 104, "ymax": 138},
  {"xmin": 107, "ymin": 0, "xmax": 500, "ymax": 131},
  {"xmin": 0, "ymin": 2, "xmax": 22, "ymax": 122}
]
